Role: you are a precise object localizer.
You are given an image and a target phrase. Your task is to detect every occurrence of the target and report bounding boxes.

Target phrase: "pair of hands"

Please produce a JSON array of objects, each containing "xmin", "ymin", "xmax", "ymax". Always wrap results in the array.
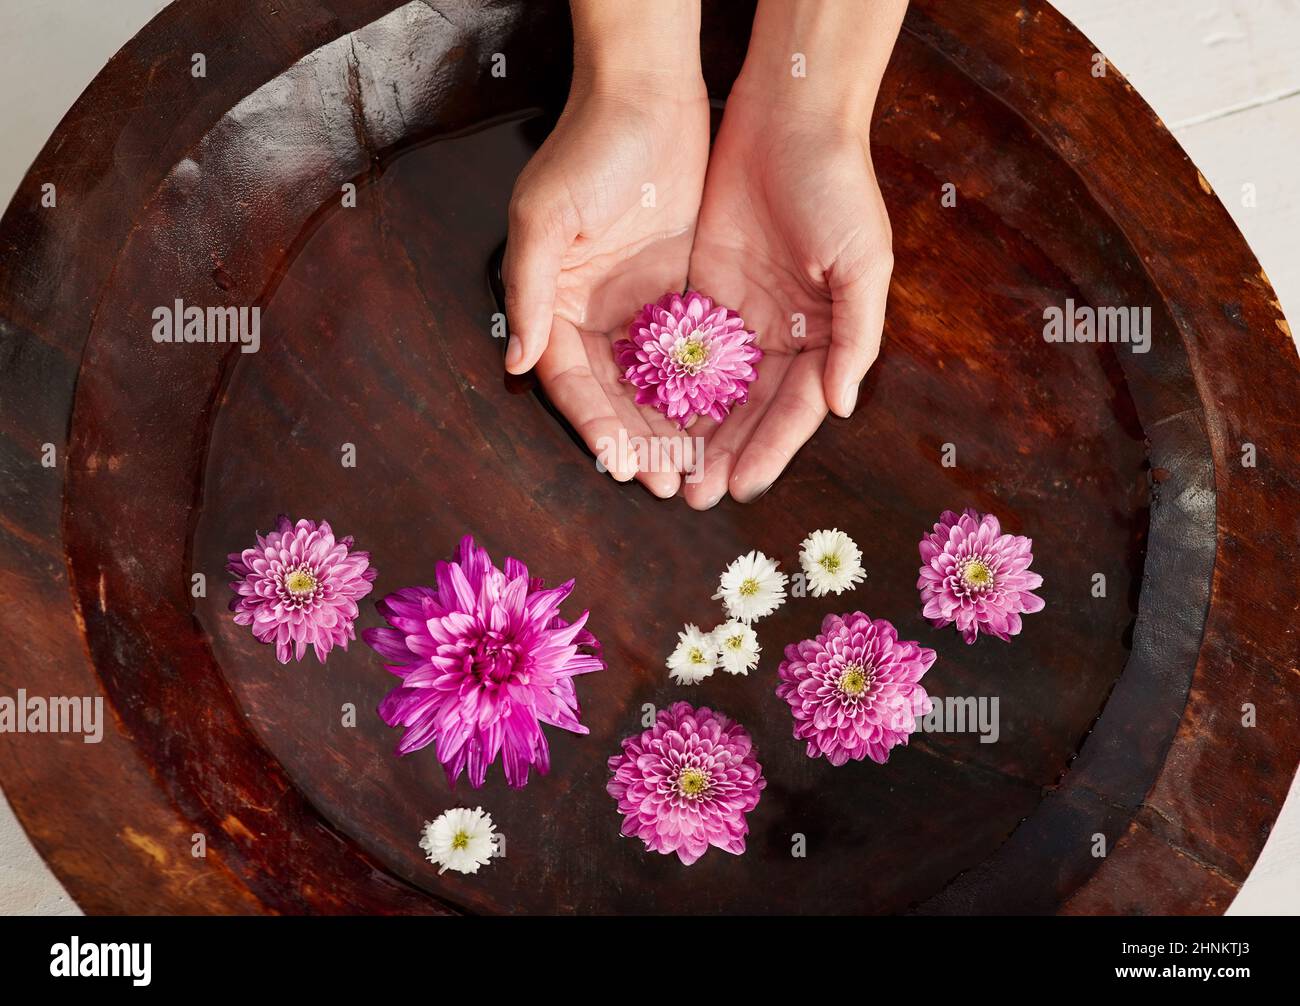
[{"xmin": 501, "ymin": 24, "xmax": 895, "ymax": 508}]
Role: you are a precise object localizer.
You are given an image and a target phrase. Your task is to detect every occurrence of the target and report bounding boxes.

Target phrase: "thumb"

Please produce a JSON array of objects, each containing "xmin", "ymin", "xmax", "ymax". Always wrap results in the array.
[
  {"xmin": 824, "ymin": 255, "xmax": 891, "ymax": 417},
  {"xmin": 501, "ymin": 197, "xmax": 571, "ymax": 374}
]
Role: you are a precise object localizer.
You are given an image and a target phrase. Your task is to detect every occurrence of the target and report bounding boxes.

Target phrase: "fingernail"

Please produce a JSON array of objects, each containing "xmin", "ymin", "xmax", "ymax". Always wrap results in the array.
[
  {"xmin": 840, "ymin": 381, "xmax": 859, "ymax": 416},
  {"xmin": 505, "ymin": 335, "xmax": 523, "ymax": 369},
  {"xmin": 703, "ymin": 491, "xmax": 723, "ymax": 510},
  {"xmin": 742, "ymin": 482, "xmax": 773, "ymax": 504},
  {"xmin": 650, "ymin": 478, "xmax": 678, "ymax": 500}
]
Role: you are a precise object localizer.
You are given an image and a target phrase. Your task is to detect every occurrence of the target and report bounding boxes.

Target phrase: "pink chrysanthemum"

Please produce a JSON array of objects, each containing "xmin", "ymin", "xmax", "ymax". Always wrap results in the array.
[
  {"xmin": 363, "ymin": 535, "xmax": 603, "ymax": 790},
  {"xmin": 613, "ymin": 290, "xmax": 762, "ymax": 427},
  {"xmin": 776, "ymin": 612, "xmax": 935, "ymax": 765},
  {"xmin": 917, "ymin": 508, "xmax": 1045, "ymax": 644},
  {"xmin": 607, "ymin": 702, "xmax": 765, "ymax": 866},
  {"xmin": 226, "ymin": 516, "xmax": 377, "ymax": 664}
]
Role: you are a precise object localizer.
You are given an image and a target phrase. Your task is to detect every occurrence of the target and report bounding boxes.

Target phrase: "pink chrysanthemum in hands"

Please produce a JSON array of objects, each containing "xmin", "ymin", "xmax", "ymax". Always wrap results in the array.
[
  {"xmin": 607, "ymin": 702, "xmax": 765, "ymax": 866},
  {"xmin": 917, "ymin": 508, "xmax": 1045, "ymax": 644},
  {"xmin": 364, "ymin": 535, "xmax": 603, "ymax": 790},
  {"xmin": 777, "ymin": 612, "xmax": 935, "ymax": 766},
  {"xmin": 613, "ymin": 291, "xmax": 762, "ymax": 427},
  {"xmin": 227, "ymin": 516, "xmax": 376, "ymax": 664}
]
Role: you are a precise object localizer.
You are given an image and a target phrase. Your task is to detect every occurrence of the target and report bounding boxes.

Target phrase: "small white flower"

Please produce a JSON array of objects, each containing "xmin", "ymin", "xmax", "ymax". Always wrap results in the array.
[
  {"xmin": 667, "ymin": 623, "xmax": 718, "ymax": 684},
  {"xmin": 713, "ymin": 550, "xmax": 787, "ymax": 623},
  {"xmin": 799, "ymin": 528, "xmax": 866, "ymax": 597},
  {"xmin": 419, "ymin": 807, "xmax": 498, "ymax": 876},
  {"xmin": 711, "ymin": 621, "xmax": 760, "ymax": 675}
]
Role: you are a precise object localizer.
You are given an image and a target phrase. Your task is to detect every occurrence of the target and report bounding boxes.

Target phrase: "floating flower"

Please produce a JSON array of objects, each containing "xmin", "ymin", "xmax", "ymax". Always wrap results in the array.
[
  {"xmin": 712, "ymin": 621, "xmax": 760, "ymax": 675},
  {"xmin": 226, "ymin": 515, "xmax": 376, "ymax": 664},
  {"xmin": 776, "ymin": 612, "xmax": 935, "ymax": 765},
  {"xmin": 613, "ymin": 291, "xmax": 762, "ymax": 428},
  {"xmin": 713, "ymin": 550, "xmax": 787, "ymax": 624},
  {"xmin": 607, "ymin": 702, "xmax": 765, "ymax": 866},
  {"xmin": 667, "ymin": 624, "xmax": 717, "ymax": 685},
  {"xmin": 917, "ymin": 508, "xmax": 1045, "ymax": 644},
  {"xmin": 419, "ymin": 807, "xmax": 499, "ymax": 875},
  {"xmin": 364, "ymin": 535, "xmax": 604, "ymax": 789},
  {"xmin": 798, "ymin": 528, "xmax": 866, "ymax": 597}
]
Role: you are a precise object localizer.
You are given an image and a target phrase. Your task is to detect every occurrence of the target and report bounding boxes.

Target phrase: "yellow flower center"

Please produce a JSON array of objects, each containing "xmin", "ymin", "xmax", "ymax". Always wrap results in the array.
[
  {"xmin": 738, "ymin": 577, "xmax": 760, "ymax": 597},
  {"xmin": 961, "ymin": 558, "xmax": 994, "ymax": 589},
  {"xmin": 839, "ymin": 662, "xmax": 871, "ymax": 698},
  {"xmin": 451, "ymin": 830, "xmax": 470, "ymax": 851},
  {"xmin": 285, "ymin": 569, "xmax": 316, "ymax": 595},
  {"xmin": 673, "ymin": 336, "xmax": 709, "ymax": 374},
  {"xmin": 677, "ymin": 767, "xmax": 710, "ymax": 797},
  {"xmin": 725, "ymin": 634, "xmax": 744, "ymax": 650},
  {"xmin": 688, "ymin": 647, "xmax": 707, "ymax": 664},
  {"xmin": 818, "ymin": 553, "xmax": 841, "ymax": 573}
]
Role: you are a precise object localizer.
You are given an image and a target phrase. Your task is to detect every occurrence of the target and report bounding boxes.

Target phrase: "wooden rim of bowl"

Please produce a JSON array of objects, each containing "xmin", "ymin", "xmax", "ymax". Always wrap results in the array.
[{"xmin": 0, "ymin": 0, "xmax": 1294, "ymax": 914}]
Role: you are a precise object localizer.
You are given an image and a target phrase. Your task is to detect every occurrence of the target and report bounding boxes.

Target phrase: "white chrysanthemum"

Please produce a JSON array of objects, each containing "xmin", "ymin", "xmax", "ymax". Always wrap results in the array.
[
  {"xmin": 711, "ymin": 621, "xmax": 760, "ymax": 675},
  {"xmin": 419, "ymin": 807, "xmax": 498, "ymax": 876},
  {"xmin": 799, "ymin": 528, "xmax": 866, "ymax": 597},
  {"xmin": 713, "ymin": 550, "xmax": 787, "ymax": 623},
  {"xmin": 667, "ymin": 623, "xmax": 718, "ymax": 684}
]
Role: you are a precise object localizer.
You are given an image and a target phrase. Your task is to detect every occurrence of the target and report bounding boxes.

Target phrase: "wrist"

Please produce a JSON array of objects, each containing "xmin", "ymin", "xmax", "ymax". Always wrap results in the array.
[
  {"xmin": 731, "ymin": 0, "xmax": 906, "ymax": 125},
  {"xmin": 570, "ymin": 0, "xmax": 705, "ymax": 101}
]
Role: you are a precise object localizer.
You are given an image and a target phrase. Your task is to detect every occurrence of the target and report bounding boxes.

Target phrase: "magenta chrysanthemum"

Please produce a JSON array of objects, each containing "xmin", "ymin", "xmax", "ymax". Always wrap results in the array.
[
  {"xmin": 776, "ymin": 612, "xmax": 935, "ymax": 765},
  {"xmin": 226, "ymin": 516, "xmax": 377, "ymax": 664},
  {"xmin": 363, "ymin": 535, "xmax": 604, "ymax": 790},
  {"xmin": 917, "ymin": 508, "xmax": 1045, "ymax": 644},
  {"xmin": 613, "ymin": 290, "xmax": 762, "ymax": 427},
  {"xmin": 606, "ymin": 702, "xmax": 765, "ymax": 866}
]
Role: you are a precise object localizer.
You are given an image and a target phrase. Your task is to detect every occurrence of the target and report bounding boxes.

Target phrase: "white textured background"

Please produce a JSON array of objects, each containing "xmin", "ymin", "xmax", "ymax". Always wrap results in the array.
[{"xmin": 0, "ymin": 0, "xmax": 1296, "ymax": 915}]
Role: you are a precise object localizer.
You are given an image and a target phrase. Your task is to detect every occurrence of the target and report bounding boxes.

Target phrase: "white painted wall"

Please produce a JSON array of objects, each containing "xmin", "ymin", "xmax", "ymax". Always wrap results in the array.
[{"xmin": 0, "ymin": 0, "xmax": 1296, "ymax": 915}]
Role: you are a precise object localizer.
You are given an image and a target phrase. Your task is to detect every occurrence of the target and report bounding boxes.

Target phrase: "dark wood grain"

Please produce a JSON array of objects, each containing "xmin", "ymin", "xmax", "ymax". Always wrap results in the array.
[{"xmin": 0, "ymin": 0, "xmax": 1295, "ymax": 914}]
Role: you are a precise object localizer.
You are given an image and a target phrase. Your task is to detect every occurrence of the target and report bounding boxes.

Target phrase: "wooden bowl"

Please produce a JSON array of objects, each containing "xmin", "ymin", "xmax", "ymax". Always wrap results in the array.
[{"xmin": 1, "ymin": 0, "xmax": 1296, "ymax": 915}]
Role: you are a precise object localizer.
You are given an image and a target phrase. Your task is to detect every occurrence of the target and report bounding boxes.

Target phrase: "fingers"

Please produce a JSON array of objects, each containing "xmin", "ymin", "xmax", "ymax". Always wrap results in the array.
[
  {"xmin": 536, "ymin": 319, "xmax": 637, "ymax": 483},
  {"xmin": 680, "ymin": 352, "xmax": 792, "ymax": 510},
  {"xmin": 579, "ymin": 330, "xmax": 682, "ymax": 499},
  {"xmin": 502, "ymin": 195, "xmax": 572, "ymax": 375},
  {"xmin": 730, "ymin": 349, "xmax": 829, "ymax": 500},
  {"xmin": 823, "ymin": 258, "xmax": 891, "ymax": 417}
]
